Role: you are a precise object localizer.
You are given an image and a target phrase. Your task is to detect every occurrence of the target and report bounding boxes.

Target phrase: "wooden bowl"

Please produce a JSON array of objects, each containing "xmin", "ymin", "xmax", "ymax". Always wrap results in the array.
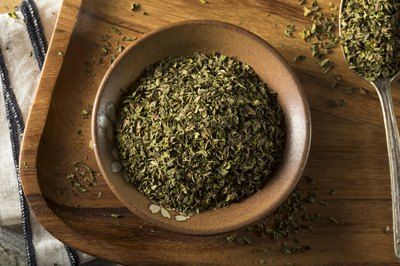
[{"xmin": 92, "ymin": 20, "xmax": 311, "ymax": 235}]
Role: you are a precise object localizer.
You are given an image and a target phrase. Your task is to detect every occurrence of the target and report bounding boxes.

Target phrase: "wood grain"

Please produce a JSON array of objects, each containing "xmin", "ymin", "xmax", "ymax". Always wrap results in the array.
[
  {"xmin": 19, "ymin": 0, "xmax": 400, "ymax": 264},
  {"xmin": 0, "ymin": 0, "xmax": 19, "ymax": 13}
]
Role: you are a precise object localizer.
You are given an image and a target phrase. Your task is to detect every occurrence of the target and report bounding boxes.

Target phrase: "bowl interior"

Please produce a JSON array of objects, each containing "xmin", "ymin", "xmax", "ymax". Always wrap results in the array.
[{"xmin": 92, "ymin": 20, "xmax": 311, "ymax": 235}]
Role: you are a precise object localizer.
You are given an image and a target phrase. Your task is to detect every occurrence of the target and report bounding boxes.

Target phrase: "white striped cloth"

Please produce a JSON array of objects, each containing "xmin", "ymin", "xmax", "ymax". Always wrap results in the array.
[{"xmin": 0, "ymin": 0, "xmax": 94, "ymax": 265}]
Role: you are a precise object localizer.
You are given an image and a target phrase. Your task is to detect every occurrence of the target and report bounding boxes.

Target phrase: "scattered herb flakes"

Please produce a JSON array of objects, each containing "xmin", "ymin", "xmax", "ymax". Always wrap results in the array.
[
  {"xmin": 8, "ymin": 11, "xmax": 18, "ymax": 19},
  {"xmin": 306, "ymin": 191, "xmax": 317, "ymax": 204},
  {"xmin": 328, "ymin": 99, "xmax": 346, "ymax": 108},
  {"xmin": 57, "ymin": 50, "xmax": 64, "ymax": 57},
  {"xmin": 341, "ymin": 0, "xmax": 400, "ymax": 81},
  {"xmin": 222, "ymin": 180, "xmax": 339, "ymax": 257},
  {"xmin": 359, "ymin": 87, "xmax": 367, "ymax": 95},
  {"xmin": 303, "ymin": 7, "xmax": 312, "ymax": 17},
  {"xmin": 236, "ymin": 236, "xmax": 253, "ymax": 245},
  {"xmin": 299, "ymin": 0, "xmax": 339, "ymax": 74},
  {"xmin": 122, "ymin": 36, "xmax": 136, "ymax": 42},
  {"xmin": 66, "ymin": 162, "xmax": 99, "ymax": 194},
  {"xmin": 294, "ymin": 55, "xmax": 306, "ymax": 63},
  {"xmin": 141, "ymin": 11, "xmax": 148, "ymax": 15},
  {"xmin": 81, "ymin": 107, "xmax": 92, "ymax": 118},
  {"xmin": 117, "ymin": 45, "xmax": 125, "ymax": 53},
  {"xmin": 226, "ymin": 234, "xmax": 237, "ymax": 243},
  {"xmin": 329, "ymin": 2, "xmax": 337, "ymax": 11},
  {"xmin": 110, "ymin": 214, "xmax": 122, "ymax": 218},
  {"xmin": 111, "ymin": 25, "xmax": 122, "ymax": 35},
  {"xmin": 259, "ymin": 259, "xmax": 265, "ymax": 264},
  {"xmin": 384, "ymin": 225, "xmax": 391, "ymax": 234},
  {"xmin": 101, "ymin": 47, "xmax": 109, "ymax": 56},
  {"xmin": 97, "ymin": 192, "xmax": 102, "ymax": 198},
  {"xmin": 319, "ymin": 200, "xmax": 329, "ymax": 206},
  {"xmin": 200, "ymin": 0, "xmax": 208, "ymax": 4},
  {"xmin": 131, "ymin": 2, "xmax": 141, "ymax": 11},
  {"xmin": 110, "ymin": 55, "xmax": 117, "ymax": 65},
  {"xmin": 84, "ymin": 60, "xmax": 95, "ymax": 77},
  {"xmin": 285, "ymin": 24, "xmax": 296, "ymax": 38},
  {"xmin": 263, "ymin": 248, "xmax": 272, "ymax": 256},
  {"xmin": 344, "ymin": 86, "xmax": 357, "ymax": 94},
  {"xmin": 329, "ymin": 189, "xmax": 336, "ymax": 196},
  {"xmin": 331, "ymin": 74, "xmax": 342, "ymax": 89},
  {"xmin": 116, "ymin": 53, "xmax": 285, "ymax": 215},
  {"xmin": 89, "ymin": 140, "xmax": 94, "ymax": 149},
  {"xmin": 306, "ymin": 176, "xmax": 315, "ymax": 184},
  {"xmin": 328, "ymin": 216, "xmax": 338, "ymax": 224},
  {"xmin": 282, "ymin": 242, "xmax": 311, "ymax": 255}
]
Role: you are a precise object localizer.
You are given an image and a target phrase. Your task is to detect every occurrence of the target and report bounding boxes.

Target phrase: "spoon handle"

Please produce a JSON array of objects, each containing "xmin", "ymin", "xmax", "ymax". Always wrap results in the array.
[{"xmin": 374, "ymin": 79, "xmax": 400, "ymax": 260}]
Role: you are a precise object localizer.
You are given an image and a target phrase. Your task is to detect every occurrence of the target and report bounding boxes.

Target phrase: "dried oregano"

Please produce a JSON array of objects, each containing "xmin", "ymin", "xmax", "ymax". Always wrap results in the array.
[
  {"xmin": 300, "ymin": 0, "xmax": 339, "ymax": 74},
  {"xmin": 116, "ymin": 53, "xmax": 285, "ymax": 214},
  {"xmin": 341, "ymin": 0, "xmax": 400, "ymax": 81}
]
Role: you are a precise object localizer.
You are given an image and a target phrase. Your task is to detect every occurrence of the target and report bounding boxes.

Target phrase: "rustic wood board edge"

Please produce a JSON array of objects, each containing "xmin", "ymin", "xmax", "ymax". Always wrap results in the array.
[{"xmin": 19, "ymin": 0, "xmax": 84, "ymax": 252}]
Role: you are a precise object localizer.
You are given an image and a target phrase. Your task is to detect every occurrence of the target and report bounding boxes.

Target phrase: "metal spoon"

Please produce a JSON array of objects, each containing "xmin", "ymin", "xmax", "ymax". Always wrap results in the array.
[{"xmin": 339, "ymin": 0, "xmax": 400, "ymax": 260}]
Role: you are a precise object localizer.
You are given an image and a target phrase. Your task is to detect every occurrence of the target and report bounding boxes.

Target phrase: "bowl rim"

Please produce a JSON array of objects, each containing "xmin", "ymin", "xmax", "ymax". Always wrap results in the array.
[{"xmin": 92, "ymin": 19, "xmax": 312, "ymax": 235}]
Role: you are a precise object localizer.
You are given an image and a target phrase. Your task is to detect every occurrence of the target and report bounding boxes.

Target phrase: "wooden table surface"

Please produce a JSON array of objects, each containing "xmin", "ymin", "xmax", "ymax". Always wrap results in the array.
[
  {"xmin": 19, "ymin": 0, "xmax": 400, "ymax": 264},
  {"xmin": 0, "ymin": 0, "xmax": 19, "ymax": 13}
]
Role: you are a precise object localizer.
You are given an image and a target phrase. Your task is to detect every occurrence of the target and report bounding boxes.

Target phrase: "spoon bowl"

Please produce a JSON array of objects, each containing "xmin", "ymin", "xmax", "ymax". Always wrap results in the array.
[{"xmin": 339, "ymin": 0, "xmax": 400, "ymax": 260}]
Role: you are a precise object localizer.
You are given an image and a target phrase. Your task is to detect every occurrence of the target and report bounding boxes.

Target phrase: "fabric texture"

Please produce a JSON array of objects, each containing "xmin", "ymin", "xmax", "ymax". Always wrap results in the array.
[{"xmin": 0, "ymin": 0, "xmax": 93, "ymax": 265}]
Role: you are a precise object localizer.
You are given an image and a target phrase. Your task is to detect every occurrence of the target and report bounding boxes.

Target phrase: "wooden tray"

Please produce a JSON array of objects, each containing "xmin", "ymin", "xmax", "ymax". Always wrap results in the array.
[{"xmin": 20, "ymin": 0, "xmax": 400, "ymax": 264}]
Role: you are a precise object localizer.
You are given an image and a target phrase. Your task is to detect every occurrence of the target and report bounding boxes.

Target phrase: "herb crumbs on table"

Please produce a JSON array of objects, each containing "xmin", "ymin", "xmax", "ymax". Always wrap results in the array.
[
  {"xmin": 282, "ymin": 242, "xmax": 311, "ymax": 255},
  {"xmin": 66, "ymin": 162, "xmax": 99, "ymax": 194},
  {"xmin": 81, "ymin": 108, "xmax": 91, "ymax": 118},
  {"xmin": 57, "ymin": 50, "xmax": 64, "ymax": 57},
  {"xmin": 298, "ymin": 0, "xmax": 305, "ymax": 6},
  {"xmin": 328, "ymin": 216, "xmax": 338, "ymax": 224},
  {"xmin": 285, "ymin": 24, "xmax": 296, "ymax": 38},
  {"xmin": 299, "ymin": 0, "xmax": 339, "ymax": 74},
  {"xmin": 111, "ymin": 214, "xmax": 122, "ymax": 218},
  {"xmin": 8, "ymin": 11, "xmax": 18, "ymax": 19},
  {"xmin": 344, "ymin": 86, "xmax": 357, "ymax": 94},
  {"xmin": 111, "ymin": 25, "xmax": 122, "ymax": 35},
  {"xmin": 319, "ymin": 200, "xmax": 329, "ymax": 206},
  {"xmin": 122, "ymin": 36, "xmax": 136, "ymax": 42},
  {"xmin": 328, "ymin": 99, "xmax": 346, "ymax": 108},
  {"xmin": 117, "ymin": 45, "xmax": 125, "ymax": 53},
  {"xmin": 131, "ymin": 2, "xmax": 141, "ymax": 11},
  {"xmin": 200, "ymin": 0, "xmax": 208, "ymax": 4},
  {"xmin": 306, "ymin": 175, "xmax": 315, "ymax": 184}
]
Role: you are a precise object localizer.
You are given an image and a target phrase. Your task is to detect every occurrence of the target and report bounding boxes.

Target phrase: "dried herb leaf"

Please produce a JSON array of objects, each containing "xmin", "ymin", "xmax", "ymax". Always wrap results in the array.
[
  {"xmin": 116, "ymin": 53, "xmax": 285, "ymax": 214},
  {"xmin": 131, "ymin": 2, "xmax": 141, "ymax": 11},
  {"xmin": 341, "ymin": 0, "xmax": 400, "ymax": 81}
]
